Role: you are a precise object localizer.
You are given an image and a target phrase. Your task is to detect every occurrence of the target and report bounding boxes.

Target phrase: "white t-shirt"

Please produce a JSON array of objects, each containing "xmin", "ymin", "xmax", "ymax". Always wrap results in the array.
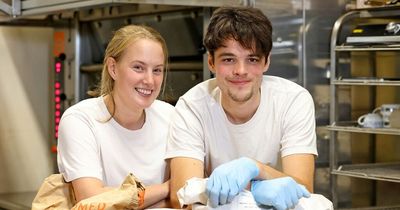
[
  {"xmin": 165, "ymin": 76, "xmax": 317, "ymax": 175},
  {"xmin": 57, "ymin": 96, "xmax": 174, "ymax": 187}
]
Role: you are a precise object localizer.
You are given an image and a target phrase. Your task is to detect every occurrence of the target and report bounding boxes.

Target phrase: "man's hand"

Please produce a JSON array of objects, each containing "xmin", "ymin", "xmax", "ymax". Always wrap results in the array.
[
  {"xmin": 206, "ymin": 157, "xmax": 259, "ymax": 207},
  {"xmin": 251, "ymin": 177, "xmax": 310, "ymax": 210}
]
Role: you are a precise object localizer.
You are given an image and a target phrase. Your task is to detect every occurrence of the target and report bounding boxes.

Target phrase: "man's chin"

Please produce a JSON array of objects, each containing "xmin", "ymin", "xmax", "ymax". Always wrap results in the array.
[{"xmin": 228, "ymin": 93, "xmax": 252, "ymax": 103}]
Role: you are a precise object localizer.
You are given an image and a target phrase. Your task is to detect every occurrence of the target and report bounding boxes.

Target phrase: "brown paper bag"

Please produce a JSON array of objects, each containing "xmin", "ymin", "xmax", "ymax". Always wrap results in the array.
[
  {"xmin": 71, "ymin": 173, "xmax": 144, "ymax": 210},
  {"xmin": 32, "ymin": 173, "xmax": 144, "ymax": 210},
  {"xmin": 32, "ymin": 174, "xmax": 76, "ymax": 210}
]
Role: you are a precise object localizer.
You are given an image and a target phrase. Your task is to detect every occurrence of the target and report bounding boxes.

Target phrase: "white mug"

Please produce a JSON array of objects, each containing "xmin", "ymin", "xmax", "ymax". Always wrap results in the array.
[
  {"xmin": 357, "ymin": 113, "xmax": 383, "ymax": 128},
  {"xmin": 389, "ymin": 109, "xmax": 400, "ymax": 128},
  {"xmin": 373, "ymin": 104, "xmax": 400, "ymax": 127}
]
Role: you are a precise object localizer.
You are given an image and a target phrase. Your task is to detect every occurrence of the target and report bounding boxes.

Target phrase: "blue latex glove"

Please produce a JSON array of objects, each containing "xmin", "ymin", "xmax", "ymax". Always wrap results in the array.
[
  {"xmin": 251, "ymin": 177, "xmax": 310, "ymax": 210},
  {"xmin": 206, "ymin": 157, "xmax": 259, "ymax": 207}
]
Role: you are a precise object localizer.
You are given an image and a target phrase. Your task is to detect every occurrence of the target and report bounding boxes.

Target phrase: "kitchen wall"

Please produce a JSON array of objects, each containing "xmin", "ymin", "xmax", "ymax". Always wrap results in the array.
[{"xmin": 0, "ymin": 26, "xmax": 54, "ymax": 193}]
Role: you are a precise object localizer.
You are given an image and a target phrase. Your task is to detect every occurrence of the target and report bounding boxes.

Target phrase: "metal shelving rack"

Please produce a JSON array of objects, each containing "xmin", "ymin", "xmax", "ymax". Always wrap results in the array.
[
  {"xmin": 0, "ymin": 0, "xmax": 257, "ymax": 21},
  {"xmin": 0, "ymin": 0, "xmax": 289, "ymax": 17},
  {"xmin": 329, "ymin": 6, "xmax": 400, "ymax": 209}
]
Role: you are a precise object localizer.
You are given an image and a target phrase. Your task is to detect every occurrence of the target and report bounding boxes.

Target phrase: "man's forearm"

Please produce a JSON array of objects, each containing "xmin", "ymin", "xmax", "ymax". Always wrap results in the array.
[
  {"xmin": 169, "ymin": 157, "xmax": 205, "ymax": 208},
  {"xmin": 254, "ymin": 160, "xmax": 287, "ymax": 180},
  {"xmin": 253, "ymin": 155, "xmax": 315, "ymax": 193},
  {"xmin": 170, "ymin": 175, "xmax": 183, "ymax": 208}
]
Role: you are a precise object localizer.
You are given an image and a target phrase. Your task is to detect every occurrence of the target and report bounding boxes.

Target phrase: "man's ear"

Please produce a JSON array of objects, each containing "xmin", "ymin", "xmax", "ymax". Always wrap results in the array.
[
  {"xmin": 106, "ymin": 57, "xmax": 117, "ymax": 80},
  {"xmin": 263, "ymin": 54, "xmax": 271, "ymax": 73},
  {"xmin": 208, "ymin": 53, "xmax": 215, "ymax": 73}
]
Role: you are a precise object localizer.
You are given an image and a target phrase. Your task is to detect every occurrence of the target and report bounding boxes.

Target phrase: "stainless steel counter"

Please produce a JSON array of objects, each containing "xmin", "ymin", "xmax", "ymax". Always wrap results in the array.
[{"xmin": 0, "ymin": 191, "xmax": 36, "ymax": 210}]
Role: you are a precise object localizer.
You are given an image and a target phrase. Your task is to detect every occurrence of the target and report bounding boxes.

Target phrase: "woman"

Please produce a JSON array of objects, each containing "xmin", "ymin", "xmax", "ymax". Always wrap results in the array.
[{"xmin": 57, "ymin": 25, "xmax": 173, "ymax": 208}]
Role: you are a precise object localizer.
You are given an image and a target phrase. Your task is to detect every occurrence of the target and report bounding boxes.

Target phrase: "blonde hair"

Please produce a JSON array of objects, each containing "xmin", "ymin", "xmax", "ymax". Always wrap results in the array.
[{"xmin": 91, "ymin": 25, "xmax": 169, "ymax": 97}]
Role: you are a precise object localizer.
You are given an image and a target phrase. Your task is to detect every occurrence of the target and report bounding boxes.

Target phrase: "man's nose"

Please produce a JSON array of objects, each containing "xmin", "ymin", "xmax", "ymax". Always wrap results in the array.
[{"xmin": 233, "ymin": 61, "xmax": 246, "ymax": 75}]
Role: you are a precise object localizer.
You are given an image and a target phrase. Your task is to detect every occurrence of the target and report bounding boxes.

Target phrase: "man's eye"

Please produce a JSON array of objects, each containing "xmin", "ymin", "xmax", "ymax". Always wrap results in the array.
[
  {"xmin": 249, "ymin": 58, "xmax": 260, "ymax": 63},
  {"xmin": 222, "ymin": 58, "xmax": 234, "ymax": 62}
]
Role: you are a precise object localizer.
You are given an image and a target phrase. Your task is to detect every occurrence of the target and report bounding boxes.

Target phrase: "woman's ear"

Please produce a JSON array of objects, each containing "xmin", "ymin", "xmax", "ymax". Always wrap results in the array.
[
  {"xmin": 106, "ymin": 57, "xmax": 117, "ymax": 80},
  {"xmin": 208, "ymin": 53, "xmax": 215, "ymax": 73}
]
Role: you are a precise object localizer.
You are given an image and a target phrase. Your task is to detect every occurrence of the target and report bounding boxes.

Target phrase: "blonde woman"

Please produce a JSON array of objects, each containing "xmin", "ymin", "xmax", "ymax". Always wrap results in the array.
[{"xmin": 57, "ymin": 25, "xmax": 173, "ymax": 209}]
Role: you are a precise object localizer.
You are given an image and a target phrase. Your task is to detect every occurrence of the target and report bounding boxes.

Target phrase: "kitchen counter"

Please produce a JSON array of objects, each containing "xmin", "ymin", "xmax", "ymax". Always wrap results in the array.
[{"xmin": 0, "ymin": 191, "xmax": 36, "ymax": 210}]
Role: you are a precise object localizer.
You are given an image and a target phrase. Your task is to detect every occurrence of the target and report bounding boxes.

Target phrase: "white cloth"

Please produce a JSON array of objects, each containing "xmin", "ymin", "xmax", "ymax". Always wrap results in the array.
[
  {"xmin": 57, "ymin": 96, "xmax": 174, "ymax": 187},
  {"xmin": 178, "ymin": 177, "xmax": 333, "ymax": 210},
  {"xmin": 165, "ymin": 76, "xmax": 317, "ymax": 173}
]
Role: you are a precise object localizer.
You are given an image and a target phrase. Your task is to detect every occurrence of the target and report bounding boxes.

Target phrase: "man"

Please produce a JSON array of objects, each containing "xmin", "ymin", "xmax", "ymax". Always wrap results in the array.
[{"xmin": 166, "ymin": 6, "xmax": 317, "ymax": 210}]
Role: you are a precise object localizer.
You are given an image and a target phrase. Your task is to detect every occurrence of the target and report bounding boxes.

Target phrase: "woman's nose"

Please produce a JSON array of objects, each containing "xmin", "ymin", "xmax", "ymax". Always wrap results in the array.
[{"xmin": 143, "ymin": 70, "xmax": 154, "ymax": 85}]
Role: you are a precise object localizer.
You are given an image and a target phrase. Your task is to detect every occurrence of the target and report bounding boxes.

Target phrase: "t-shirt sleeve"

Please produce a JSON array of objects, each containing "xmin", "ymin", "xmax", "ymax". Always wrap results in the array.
[
  {"xmin": 57, "ymin": 113, "xmax": 103, "ymax": 182},
  {"xmin": 280, "ymin": 91, "xmax": 318, "ymax": 157},
  {"xmin": 165, "ymin": 98, "xmax": 205, "ymax": 162}
]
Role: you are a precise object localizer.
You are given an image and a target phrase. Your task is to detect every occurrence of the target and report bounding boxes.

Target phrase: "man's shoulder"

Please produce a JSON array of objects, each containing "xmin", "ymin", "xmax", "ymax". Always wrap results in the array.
[
  {"xmin": 181, "ymin": 78, "xmax": 218, "ymax": 102},
  {"xmin": 262, "ymin": 75, "xmax": 307, "ymax": 93},
  {"xmin": 261, "ymin": 76, "xmax": 314, "ymax": 109}
]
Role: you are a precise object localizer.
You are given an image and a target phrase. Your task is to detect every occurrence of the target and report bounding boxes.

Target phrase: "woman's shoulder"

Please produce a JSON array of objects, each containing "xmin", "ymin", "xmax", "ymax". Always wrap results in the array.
[
  {"xmin": 147, "ymin": 100, "xmax": 175, "ymax": 121},
  {"xmin": 62, "ymin": 97, "xmax": 106, "ymax": 120},
  {"xmin": 151, "ymin": 100, "xmax": 174, "ymax": 110},
  {"xmin": 64, "ymin": 97, "xmax": 99, "ymax": 111}
]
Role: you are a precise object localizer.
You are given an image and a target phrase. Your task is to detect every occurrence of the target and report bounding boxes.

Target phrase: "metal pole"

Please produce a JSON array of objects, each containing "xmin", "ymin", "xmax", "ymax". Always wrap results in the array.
[
  {"xmin": 202, "ymin": 7, "xmax": 212, "ymax": 81},
  {"xmin": 329, "ymin": 10, "xmax": 359, "ymax": 208}
]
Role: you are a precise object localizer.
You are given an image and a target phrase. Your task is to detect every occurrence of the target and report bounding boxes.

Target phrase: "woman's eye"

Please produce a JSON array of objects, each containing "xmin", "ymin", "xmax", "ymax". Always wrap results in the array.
[
  {"xmin": 153, "ymin": 68, "xmax": 163, "ymax": 74},
  {"xmin": 132, "ymin": 65, "xmax": 143, "ymax": 71}
]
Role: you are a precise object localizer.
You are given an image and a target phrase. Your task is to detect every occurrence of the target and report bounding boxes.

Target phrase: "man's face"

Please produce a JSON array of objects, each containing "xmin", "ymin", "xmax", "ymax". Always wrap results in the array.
[{"xmin": 208, "ymin": 39, "xmax": 269, "ymax": 104}]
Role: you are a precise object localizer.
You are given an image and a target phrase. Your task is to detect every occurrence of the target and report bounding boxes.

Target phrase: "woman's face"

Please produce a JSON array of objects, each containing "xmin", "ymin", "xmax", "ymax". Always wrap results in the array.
[{"xmin": 109, "ymin": 38, "xmax": 165, "ymax": 110}]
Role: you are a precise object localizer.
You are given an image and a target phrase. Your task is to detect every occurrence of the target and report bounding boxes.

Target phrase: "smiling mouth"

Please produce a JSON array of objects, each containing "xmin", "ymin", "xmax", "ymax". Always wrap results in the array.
[
  {"xmin": 135, "ymin": 88, "xmax": 152, "ymax": 95},
  {"xmin": 229, "ymin": 79, "xmax": 250, "ymax": 85}
]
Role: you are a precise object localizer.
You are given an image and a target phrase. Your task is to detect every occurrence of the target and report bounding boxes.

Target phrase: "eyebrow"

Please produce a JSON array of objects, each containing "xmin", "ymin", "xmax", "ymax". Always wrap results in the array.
[
  {"xmin": 131, "ymin": 60, "xmax": 164, "ymax": 68},
  {"xmin": 131, "ymin": 60, "xmax": 146, "ymax": 65},
  {"xmin": 217, "ymin": 53, "xmax": 261, "ymax": 58},
  {"xmin": 217, "ymin": 53, "xmax": 235, "ymax": 57},
  {"xmin": 154, "ymin": 64, "xmax": 164, "ymax": 68}
]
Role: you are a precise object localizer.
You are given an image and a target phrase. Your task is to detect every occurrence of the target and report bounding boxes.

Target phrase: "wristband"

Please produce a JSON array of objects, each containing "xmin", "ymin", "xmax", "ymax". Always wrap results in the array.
[{"xmin": 137, "ymin": 182, "xmax": 145, "ymax": 207}]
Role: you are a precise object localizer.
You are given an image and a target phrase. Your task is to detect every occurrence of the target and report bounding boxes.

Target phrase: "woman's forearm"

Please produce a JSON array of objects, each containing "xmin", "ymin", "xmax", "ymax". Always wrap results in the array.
[{"xmin": 140, "ymin": 180, "xmax": 170, "ymax": 209}]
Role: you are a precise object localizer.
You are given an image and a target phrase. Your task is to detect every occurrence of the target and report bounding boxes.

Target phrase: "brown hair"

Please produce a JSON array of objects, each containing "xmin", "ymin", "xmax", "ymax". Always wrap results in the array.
[{"xmin": 203, "ymin": 7, "xmax": 272, "ymax": 62}]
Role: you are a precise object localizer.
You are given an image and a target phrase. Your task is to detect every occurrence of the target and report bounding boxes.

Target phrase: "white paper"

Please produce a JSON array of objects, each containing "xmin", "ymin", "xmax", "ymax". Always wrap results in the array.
[{"xmin": 177, "ymin": 177, "xmax": 333, "ymax": 210}]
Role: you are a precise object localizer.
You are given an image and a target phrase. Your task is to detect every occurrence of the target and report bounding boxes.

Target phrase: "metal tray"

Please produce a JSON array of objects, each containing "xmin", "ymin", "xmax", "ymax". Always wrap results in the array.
[
  {"xmin": 327, "ymin": 122, "xmax": 400, "ymax": 135},
  {"xmin": 332, "ymin": 162, "xmax": 400, "ymax": 183}
]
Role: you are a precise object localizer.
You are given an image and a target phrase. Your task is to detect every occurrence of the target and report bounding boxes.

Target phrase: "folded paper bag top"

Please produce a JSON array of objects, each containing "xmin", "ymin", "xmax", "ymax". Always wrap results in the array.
[{"xmin": 32, "ymin": 173, "xmax": 144, "ymax": 210}]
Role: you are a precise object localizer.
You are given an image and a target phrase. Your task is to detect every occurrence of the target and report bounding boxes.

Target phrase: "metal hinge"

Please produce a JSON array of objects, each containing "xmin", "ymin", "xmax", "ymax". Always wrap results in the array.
[
  {"xmin": 244, "ymin": 0, "xmax": 256, "ymax": 7},
  {"xmin": 0, "ymin": 0, "xmax": 21, "ymax": 17}
]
